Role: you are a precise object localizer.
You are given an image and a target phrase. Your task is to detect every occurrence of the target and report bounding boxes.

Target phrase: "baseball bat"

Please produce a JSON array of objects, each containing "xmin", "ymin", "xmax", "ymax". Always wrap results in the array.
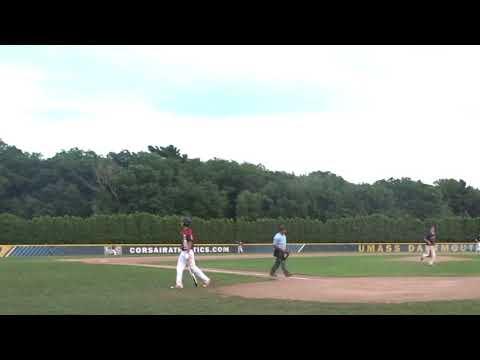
[{"xmin": 188, "ymin": 266, "xmax": 198, "ymax": 287}]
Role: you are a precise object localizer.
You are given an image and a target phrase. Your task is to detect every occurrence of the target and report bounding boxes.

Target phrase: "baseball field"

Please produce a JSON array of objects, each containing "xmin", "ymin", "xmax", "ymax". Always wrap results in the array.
[{"xmin": 3, "ymin": 252, "xmax": 480, "ymax": 315}]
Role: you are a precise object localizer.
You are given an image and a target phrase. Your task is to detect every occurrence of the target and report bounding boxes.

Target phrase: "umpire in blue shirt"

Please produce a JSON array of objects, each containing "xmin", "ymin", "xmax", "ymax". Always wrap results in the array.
[{"xmin": 270, "ymin": 224, "xmax": 292, "ymax": 277}]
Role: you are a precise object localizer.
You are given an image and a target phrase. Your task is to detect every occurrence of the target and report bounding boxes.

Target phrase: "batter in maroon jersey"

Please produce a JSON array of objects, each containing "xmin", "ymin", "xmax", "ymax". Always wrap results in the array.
[{"xmin": 174, "ymin": 217, "xmax": 210, "ymax": 288}]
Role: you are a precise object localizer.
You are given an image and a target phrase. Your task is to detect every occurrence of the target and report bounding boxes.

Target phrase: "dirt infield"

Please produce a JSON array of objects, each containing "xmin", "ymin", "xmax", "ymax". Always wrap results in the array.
[
  {"xmin": 389, "ymin": 255, "xmax": 472, "ymax": 263},
  {"xmin": 62, "ymin": 252, "xmax": 426, "ymax": 265},
  {"xmin": 67, "ymin": 257, "xmax": 273, "ymax": 277},
  {"xmin": 67, "ymin": 254, "xmax": 480, "ymax": 304},
  {"xmin": 64, "ymin": 253, "xmax": 277, "ymax": 264},
  {"xmin": 217, "ymin": 276, "xmax": 480, "ymax": 303}
]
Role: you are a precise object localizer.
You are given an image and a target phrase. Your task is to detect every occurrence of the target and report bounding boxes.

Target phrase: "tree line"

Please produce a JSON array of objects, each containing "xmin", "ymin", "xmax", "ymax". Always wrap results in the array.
[
  {"xmin": 1, "ymin": 213, "xmax": 479, "ymax": 245},
  {"xmin": 1, "ymin": 139, "xmax": 480, "ymax": 221}
]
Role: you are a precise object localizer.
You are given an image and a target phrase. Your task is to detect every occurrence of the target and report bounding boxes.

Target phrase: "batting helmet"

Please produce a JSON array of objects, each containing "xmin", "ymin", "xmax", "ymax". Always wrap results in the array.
[{"xmin": 183, "ymin": 217, "xmax": 192, "ymax": 227}]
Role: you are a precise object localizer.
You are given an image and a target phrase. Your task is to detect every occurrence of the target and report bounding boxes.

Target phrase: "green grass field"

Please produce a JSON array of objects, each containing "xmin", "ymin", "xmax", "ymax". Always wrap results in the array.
[{"xmin": 2, "ymin": 255, "xmax": 480, "ymax": 315}]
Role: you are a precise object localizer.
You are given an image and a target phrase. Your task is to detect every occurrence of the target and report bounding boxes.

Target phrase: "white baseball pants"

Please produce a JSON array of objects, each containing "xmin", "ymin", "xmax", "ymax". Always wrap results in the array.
[
  {"xmin": 176, "ymin": 250, "xmax": 209, "ymax": 287},
  {"xmin": 422, "ymin": 245, "xmax": 436, "ymax": 265}
]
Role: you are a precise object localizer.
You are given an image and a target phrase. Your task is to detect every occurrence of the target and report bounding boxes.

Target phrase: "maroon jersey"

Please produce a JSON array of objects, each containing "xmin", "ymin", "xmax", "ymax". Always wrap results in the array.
[{"xmin": 180, "ymin": 227, "xmax": 194, "ymax": 251}]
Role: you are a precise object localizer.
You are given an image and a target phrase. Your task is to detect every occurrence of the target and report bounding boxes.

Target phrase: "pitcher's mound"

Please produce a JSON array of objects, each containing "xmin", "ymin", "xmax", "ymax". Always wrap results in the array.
[{"xmin": 218, "ymin": 276, "xmax": 480, "ymax": 303}]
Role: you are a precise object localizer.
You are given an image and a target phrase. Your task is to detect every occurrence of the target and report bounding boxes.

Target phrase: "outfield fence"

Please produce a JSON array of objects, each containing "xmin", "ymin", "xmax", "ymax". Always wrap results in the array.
[{"xmin": 1, "ymin": 242, "xmax": 479, "ymax": 257}]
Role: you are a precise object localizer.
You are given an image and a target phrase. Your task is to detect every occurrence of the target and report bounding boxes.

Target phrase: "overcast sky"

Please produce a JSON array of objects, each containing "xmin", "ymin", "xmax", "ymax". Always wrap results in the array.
[{"xmin": 1, "ymin": 45, "xmax": 480, "ymax": 187}]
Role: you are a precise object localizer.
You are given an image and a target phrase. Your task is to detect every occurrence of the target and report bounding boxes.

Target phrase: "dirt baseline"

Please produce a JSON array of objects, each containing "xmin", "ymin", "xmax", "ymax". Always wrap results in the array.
[
  {"xmin": 66, "ymin": 254, "xmax": 480, "ymax": 304},
  {"xmin": 389, "ymin": 256, "xmax": 472, "ymax": 263}
]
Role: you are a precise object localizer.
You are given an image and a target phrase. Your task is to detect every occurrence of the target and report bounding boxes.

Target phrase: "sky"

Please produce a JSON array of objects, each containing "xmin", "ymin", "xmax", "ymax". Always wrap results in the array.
[{"xmin": 1, "ymin": 45, "xmax": 480, "ymax": 187}]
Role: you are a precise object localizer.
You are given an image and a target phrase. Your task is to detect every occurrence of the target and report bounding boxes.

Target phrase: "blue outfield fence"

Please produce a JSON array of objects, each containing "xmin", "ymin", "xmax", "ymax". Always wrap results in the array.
[
  {"xmin": 7, "ymin": 246, "xmax": 104, "ymax": 257},
  {"xmin": 1, "ymin": 242, "xmax": 479, "ymax": 257}
]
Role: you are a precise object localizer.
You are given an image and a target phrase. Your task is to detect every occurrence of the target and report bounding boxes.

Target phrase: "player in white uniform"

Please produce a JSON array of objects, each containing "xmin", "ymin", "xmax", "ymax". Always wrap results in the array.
[
  {"xmin": 475, "ymin": 236, "xmax": 480, "ymax": 254},
  {"xmin": 237, "ymin": 241, "xmax": 244, "ymax": 254},
  {"xmin": 420, "ymin": 225, "xmax": 437, "ymax": 265},
  {"xmin": 173, "ymin": 217, "xmax": 210, "ymax": 289}
]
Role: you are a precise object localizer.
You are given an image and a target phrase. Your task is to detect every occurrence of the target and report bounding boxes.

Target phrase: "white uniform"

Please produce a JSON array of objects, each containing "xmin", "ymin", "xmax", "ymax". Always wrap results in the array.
[
  {"xmin": 175, "ymin": 227, "xmax": 210, "ymax": 288},
  {"xmin": 476, "ymin": 241, "xmax": 480, "ymax": 254},
  {"xmin": 175, "ymin": 249, "xmax": 210, "ymax": 288},
  {"xmin": 421, "ymin": 232, "xmax": 436, "ymax": 265},
  {"xmin": 422, "ymin": 245, "xmax": 436, "ymax": 265}
]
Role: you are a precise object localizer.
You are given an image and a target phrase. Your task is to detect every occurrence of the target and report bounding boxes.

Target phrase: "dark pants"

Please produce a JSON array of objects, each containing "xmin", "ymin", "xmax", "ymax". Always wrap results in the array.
[{"xmin": 271, "ymin": 248, "xmax": 290, "ymax": 275}]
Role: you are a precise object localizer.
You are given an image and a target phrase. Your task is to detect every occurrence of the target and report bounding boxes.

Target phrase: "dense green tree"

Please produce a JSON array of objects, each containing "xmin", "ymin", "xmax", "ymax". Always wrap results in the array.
[
  {"xmin": 148, "ymin": 145, "xmax": 187, "ymax": 162},
  {"xmin": 236, "ymin": 191, "xmax": 266, "ymax": 219},
  {"xmin": 435, "ymin": 179, "xmax": 480, "ymax": 217},
  {"xmin": 1, "ymin": 141, "xmax": 480, "ymax": 221}
]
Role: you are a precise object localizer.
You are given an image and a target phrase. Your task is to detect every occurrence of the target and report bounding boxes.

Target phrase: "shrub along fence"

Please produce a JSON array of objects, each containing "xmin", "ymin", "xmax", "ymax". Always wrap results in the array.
[{"xmin": 0, "ymin": 213, "xmax": 479, "ymax": 245}]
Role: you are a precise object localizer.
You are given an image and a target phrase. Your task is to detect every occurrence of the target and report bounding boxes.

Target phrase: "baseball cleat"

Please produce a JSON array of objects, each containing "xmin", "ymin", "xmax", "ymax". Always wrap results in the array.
[
  {"xmin": 202, "ymin": 279, "xmax": 211, "ymax": 288},
  {"xmin": 171, "ymin": 284, "xmax": 183, "ymax": 289}
]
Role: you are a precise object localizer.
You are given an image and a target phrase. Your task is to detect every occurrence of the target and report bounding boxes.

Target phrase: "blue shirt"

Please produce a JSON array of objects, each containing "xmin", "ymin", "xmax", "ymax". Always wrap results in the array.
[{"xmin": 273, "ymin": 232, "xmax": 287, "ymax": 250}]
